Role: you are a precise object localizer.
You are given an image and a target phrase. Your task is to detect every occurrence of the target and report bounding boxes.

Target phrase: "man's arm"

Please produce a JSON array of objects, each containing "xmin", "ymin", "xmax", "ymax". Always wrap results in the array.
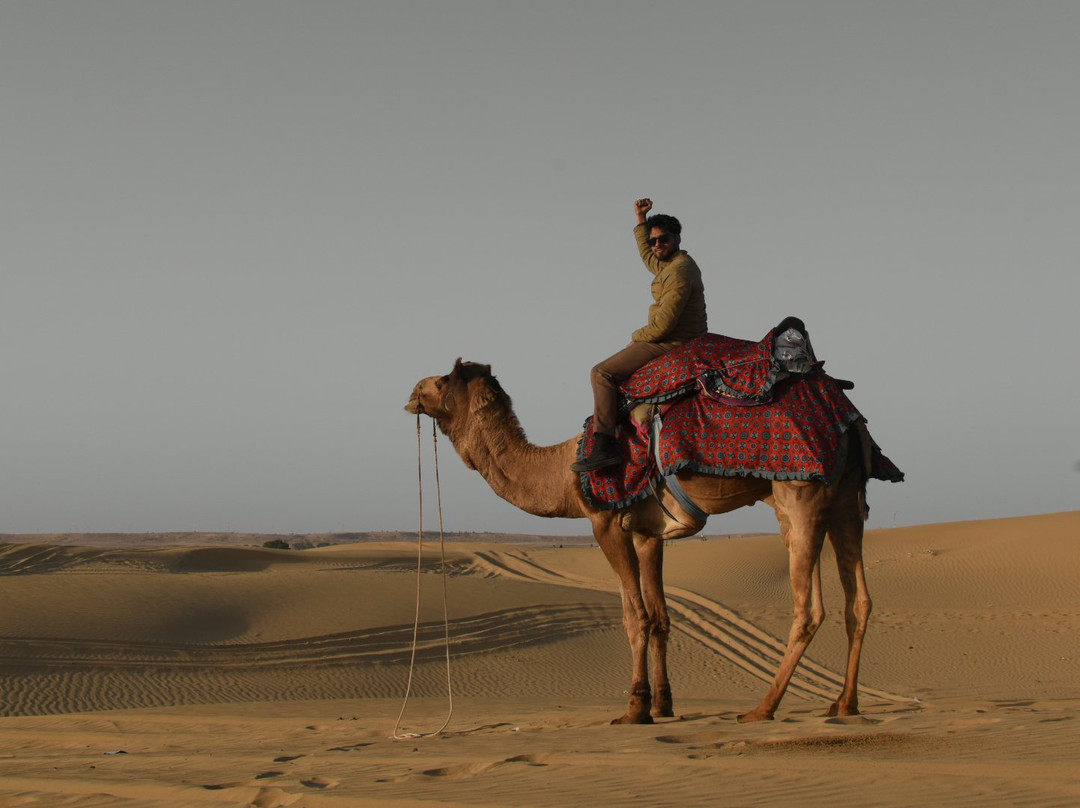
[
  {"xmin": 635, "ymin": 224, "xmax": 663, "ymax": 275},
  {"xmin": 633, "ymin": 198, "xmax": 667, "ymax": 275},
  {"xmin": 635, "ymin": 197, "xmax": 652, "ymax": 224}
]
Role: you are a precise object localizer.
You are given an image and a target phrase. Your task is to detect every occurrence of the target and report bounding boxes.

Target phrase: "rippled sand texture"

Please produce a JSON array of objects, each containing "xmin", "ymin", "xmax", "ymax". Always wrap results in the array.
[{"xmin": 0, "ymin": 511, "xmax": 1077, "ymax": 807}]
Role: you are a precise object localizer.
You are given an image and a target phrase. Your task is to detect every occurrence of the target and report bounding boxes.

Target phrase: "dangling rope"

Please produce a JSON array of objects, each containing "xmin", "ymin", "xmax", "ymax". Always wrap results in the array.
[{"xmin": 391, "ymin": 415, "xmax": 454, "ymax": 740}]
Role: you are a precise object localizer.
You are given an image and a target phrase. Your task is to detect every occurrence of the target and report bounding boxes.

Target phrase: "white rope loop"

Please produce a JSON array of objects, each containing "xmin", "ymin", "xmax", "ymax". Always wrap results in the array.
[{"xmin": 391, "ymin": 415, "xmax": 454, "ymax": 740}]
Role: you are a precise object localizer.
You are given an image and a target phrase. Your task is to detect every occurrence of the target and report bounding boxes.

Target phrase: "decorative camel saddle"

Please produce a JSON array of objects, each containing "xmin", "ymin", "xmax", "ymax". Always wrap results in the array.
[{"xmin": 576, "ymin": 320, "xmax": 904, "ymax": 511}]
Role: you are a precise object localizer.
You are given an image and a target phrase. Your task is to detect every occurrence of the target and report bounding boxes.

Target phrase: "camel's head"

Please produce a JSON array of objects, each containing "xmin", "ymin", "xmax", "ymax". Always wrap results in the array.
[{"xmin": 404, "ymin": 358, "xmax": 499, "ymax": 421}]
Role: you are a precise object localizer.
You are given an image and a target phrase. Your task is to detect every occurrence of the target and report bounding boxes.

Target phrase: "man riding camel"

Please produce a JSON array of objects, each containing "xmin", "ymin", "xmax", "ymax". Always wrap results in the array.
[{"xmin": 572, "ymin": 198, "xmax": 708, "ymax": 472}]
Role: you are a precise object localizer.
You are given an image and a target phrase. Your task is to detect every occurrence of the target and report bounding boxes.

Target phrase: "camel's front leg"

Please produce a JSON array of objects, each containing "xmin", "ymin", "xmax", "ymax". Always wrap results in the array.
[
  {"xmin": 635, "ymin": 534, "xmax": 673, "ymax": 718},
  {"xmin": 594, "ymin": 518, "xmax": 653, "ymax": 724}
]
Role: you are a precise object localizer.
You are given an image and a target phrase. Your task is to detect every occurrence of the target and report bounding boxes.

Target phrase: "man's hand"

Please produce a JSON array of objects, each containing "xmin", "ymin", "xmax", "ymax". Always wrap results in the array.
[{"xmin": 635, "ymin": 198, "xmax": 653, "ymax": 224}]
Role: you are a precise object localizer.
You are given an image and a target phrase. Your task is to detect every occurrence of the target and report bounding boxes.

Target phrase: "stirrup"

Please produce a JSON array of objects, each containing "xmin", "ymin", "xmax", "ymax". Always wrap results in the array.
[{"xmin": 571, "ymin": 438, "xmax": 622, "ymax": 472}]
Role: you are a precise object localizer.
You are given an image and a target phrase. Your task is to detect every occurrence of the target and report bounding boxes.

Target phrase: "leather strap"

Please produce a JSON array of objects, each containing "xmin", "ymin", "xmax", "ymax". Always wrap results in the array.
[{"xmin": 650, "ymin": 410, "xmax": 709, "ymax": 524}]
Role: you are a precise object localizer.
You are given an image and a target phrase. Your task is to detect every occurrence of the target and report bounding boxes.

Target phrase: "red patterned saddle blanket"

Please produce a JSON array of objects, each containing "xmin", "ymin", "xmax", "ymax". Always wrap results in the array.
[{"xmin": 577, "ymin": 329, "xmax": 903, "ymax": 511}]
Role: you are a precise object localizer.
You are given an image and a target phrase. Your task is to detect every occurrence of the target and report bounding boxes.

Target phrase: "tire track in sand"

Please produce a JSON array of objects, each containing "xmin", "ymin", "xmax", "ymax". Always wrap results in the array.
[
  {"xmin": 470, "ymin": 549, "xmax": 911, "ymax": 705},
  {"xmin": 0, "ymin": 601, "xmax": 620, "ymax": 670}
]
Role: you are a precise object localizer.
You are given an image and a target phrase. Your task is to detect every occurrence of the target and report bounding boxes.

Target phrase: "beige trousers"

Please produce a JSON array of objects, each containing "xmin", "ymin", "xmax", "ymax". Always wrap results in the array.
[{"xmin": 589, "ymin": 340, "xmax": 680, "ymax": 435}]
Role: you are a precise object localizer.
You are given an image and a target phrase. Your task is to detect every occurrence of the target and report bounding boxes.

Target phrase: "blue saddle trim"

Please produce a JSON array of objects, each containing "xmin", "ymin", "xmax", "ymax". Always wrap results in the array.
[{"xmin": 650, "ymin": 411, "xmax": 709, "ymax": 524}]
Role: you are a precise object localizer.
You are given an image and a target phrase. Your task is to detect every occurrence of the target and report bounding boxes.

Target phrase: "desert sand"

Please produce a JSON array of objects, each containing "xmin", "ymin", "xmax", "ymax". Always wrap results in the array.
[{"xmin": 0, "ymin": 511, "xmax": 1077, "ymax": 807}]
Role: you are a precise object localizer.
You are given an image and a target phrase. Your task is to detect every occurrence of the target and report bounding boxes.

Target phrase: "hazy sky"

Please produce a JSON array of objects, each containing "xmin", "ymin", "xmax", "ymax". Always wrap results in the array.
[{"xmin": 2, "ymin": 2, "xmax": 1077, "ymax": 537}]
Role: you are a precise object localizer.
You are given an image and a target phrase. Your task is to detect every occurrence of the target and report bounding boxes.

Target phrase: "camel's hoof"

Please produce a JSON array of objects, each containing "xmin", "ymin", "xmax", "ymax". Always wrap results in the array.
[
  {"xmin": 826, "ymin": 701, "xmax": 859, "ymax": 718},
  {"xmin": 736, "ymin": 709, "xmax": 775, "ymax": 724},
  {"xmin": 611, "ymin": 713, "xmax": 654, "ymax": 725},
  {"xmin": 616, "ymin": 689, "xmax": 652, "ymax": 725},
  {"xmin": 652, "ymin": 690, "xmax": 674, "ymax": 719}
]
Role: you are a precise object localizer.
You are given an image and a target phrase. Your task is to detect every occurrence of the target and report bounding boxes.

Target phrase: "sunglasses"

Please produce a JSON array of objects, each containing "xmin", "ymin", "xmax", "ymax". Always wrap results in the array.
[{"xmin": 647, "ymin": 234, "xmax": 674, "ymax": 247}]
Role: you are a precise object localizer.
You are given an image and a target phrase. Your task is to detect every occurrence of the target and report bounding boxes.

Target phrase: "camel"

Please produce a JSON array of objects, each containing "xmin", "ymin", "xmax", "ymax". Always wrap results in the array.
[{"xmin": 405, "ymin": 358, "xmax": 878, "ymax": 725}]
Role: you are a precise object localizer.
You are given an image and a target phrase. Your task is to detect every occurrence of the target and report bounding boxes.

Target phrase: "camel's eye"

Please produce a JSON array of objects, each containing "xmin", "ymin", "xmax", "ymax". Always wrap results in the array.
[{"xmin": 435, "ymin": 375, "xmax": 449, "ymax": 389}]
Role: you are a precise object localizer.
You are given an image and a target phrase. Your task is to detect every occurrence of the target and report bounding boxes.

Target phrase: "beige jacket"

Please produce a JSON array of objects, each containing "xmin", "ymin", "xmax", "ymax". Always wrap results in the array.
[{"xmin": 631, "ymin": 224, "xmax": 708, "ymax": 343}]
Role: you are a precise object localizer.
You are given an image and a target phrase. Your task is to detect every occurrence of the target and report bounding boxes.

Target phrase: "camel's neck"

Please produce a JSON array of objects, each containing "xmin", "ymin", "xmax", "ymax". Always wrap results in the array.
[{"xmin": 438, "ymin": 403, "xmax": 586, "ymax": 520}]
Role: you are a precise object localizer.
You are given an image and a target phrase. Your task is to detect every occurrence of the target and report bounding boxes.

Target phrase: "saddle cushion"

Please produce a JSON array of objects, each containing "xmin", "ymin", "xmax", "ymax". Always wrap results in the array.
[
  {"xmin": 578, "ymin": 368, "xmax": 904, "ymax": 512},
  {"xmin": 618, "ymin": 331, "xmax": 788, "ymax": 409}
]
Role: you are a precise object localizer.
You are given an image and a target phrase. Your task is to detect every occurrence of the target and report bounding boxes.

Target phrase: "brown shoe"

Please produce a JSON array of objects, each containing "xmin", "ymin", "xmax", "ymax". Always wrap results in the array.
[{"xmin": 571, "ymin": 433, "xmax": 623, "ymax": 472}]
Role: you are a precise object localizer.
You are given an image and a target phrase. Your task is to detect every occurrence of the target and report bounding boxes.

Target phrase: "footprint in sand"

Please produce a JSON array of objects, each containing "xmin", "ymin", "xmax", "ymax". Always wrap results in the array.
[
  {"xmin": 327, "ymin": 742, "xmax": 373, "ymax": 752},
  {"xmin": 250, "ymin": 788, "xmax": 303, "ymax": 808},
  {"xmin": 300, "ymin": 776, "xmax": 338, "ymax": 789},
  {"xmin": 824, "ymin": 715, "xmax": 881, "ymax": 725},
  {"xmin": 203, "ymin": 773, "xmax": 291, "ymax": 791},
  {"xmin": 422, "ymin": 762, "xmax": 500, "ymax": 779},
  {"xmin": 421, "ymin": 755, "xmax": 551, "ymax": 780},
  {"xmin": 655, "ymin": 731, "xmax": 726, "ymax": 746}
]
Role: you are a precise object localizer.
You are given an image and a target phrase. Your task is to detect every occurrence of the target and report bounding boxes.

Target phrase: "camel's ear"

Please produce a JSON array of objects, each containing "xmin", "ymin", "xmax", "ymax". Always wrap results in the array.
[
  {"xmin": 471, "ymin": 385, "xmax": 496, "ymax": 413},
  {"xmin": 450, "ymin": 359, "xmax": 492, "ymax": 383}
]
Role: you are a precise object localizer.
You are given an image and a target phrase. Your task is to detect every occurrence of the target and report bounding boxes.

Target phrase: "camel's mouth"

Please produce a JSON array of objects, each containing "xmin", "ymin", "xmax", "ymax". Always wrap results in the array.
[{"xmin": 404, "ymin": 389, "xmax": 423, "ymax": 415}]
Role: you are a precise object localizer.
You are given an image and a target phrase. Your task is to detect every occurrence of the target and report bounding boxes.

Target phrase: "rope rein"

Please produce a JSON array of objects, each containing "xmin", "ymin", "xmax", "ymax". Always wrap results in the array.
[{"xmin": 391, "ymin": 415, "xmax": 454, "ymax": 740}]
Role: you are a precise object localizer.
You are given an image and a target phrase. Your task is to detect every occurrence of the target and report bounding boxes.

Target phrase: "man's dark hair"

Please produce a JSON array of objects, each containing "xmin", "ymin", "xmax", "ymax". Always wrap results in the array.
[{"xmin": 645, "ymin": 213, "xmax": 682, "ymax": 236}]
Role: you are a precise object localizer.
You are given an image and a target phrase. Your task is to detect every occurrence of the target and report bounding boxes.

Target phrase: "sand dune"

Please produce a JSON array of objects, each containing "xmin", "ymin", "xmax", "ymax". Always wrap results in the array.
[{"xmin": 0, "ymin": 512, "xmax": 1077, "ymax": 806}]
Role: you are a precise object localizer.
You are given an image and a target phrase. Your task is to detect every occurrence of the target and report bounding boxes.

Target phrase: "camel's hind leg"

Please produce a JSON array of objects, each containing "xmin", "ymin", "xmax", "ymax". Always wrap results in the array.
[
  {"xmin": 825, "ymin": 493, "xmax": 872, "ymax": 717},
  {"xmin": 592, "ymin": 515, "xmax": 654, "ymax": 724},
  {"xmin": 739, "ymin": 482, "xmax": 828, "ymax": 723},
  {"xmin": 634, "ymin": 534, "xmax": 673, "ymax": 718}
]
